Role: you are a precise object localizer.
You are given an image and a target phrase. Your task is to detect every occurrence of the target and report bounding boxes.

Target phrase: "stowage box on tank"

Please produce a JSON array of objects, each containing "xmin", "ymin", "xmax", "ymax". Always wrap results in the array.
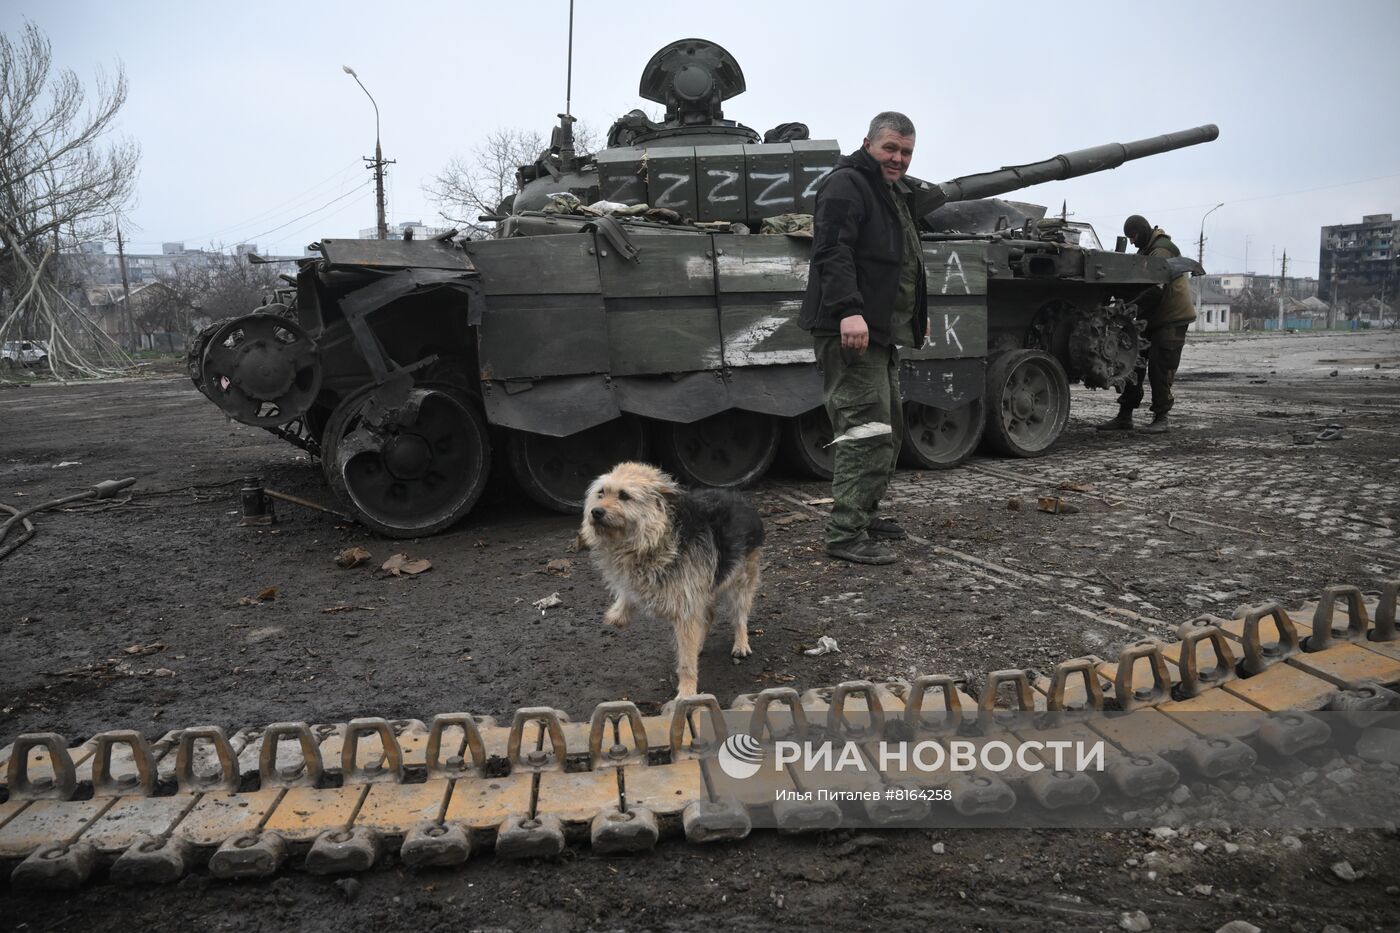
[{"xmin": 188, "ymin": 37, "xmax": 1216, "ymax": 537}]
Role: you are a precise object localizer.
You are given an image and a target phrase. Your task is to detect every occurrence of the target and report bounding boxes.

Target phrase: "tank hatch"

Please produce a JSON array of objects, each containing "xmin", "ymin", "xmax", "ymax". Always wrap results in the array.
[{"xmin": 639, "ymin": 38, "xmax": 746, "ymax": 124}]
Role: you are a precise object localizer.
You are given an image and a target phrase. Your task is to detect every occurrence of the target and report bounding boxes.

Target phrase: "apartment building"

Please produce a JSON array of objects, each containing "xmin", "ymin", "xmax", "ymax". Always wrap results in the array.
[{"xmin": 1319, "ymin": 213, "xmax": 1397, "ymax": 304}]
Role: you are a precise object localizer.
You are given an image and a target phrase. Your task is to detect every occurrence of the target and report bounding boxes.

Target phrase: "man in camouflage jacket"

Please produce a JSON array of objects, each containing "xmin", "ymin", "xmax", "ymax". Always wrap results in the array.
[{"xmin": 1098, "ymin": 215, "xmax": 1198, "ymax": 434}]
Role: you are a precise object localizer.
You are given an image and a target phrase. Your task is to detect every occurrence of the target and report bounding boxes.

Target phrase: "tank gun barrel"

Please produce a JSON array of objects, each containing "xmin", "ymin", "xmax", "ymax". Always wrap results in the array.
[{"xmin": 910, "ymin": 124, "xmax": 1219, "ymax": 216}]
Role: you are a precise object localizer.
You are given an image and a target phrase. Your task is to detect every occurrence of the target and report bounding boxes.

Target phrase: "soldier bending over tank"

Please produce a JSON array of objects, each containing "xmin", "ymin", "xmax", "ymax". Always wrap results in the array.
[{"xmin": 1098, "ymin": 215, "xmax": 1198, "ymax": 435}]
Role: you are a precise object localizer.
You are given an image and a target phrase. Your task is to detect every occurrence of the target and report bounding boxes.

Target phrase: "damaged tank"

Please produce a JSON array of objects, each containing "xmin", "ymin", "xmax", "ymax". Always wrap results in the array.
[{"xmin": 188, "ymin": 37, "xmax": 1217, "ymax": 537}]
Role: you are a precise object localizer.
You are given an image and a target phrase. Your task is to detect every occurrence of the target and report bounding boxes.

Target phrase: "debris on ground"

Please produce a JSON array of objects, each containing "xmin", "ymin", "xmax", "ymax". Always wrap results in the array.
[
  {"xmin": 1056, "ymin": 481, "xmax": 1095, "ymax": 493},
  {"xmin": 122, "ymin": 642, "xmax": 165, "ymax": 656},
  {"xmin": 533, "ymin": 592, "xmax": 564, "ymax": 613},
  {"xmin": 803, "ymin": 635, "xmax": 840, "ymax": 657},
  {"xmin": 321, "ymin": 605, "xmax": 377, "ymax": 614},
  {"xmin": 1119, "ymin": 909, "xmax": 1151, "ymax": 931},
  {"xmin": 832, "ymin": 834, "xmax": 886, "ymax": 856},
  {"xmin": 1331, "ymin": 860, "xmax": 1361, "ymax": 882},
  {"xmin": 771, "ymin": 512, "xmax": 813, "ymax": 526},
  {"xmin": 335, "ymin": 546, "xmax": 372, "ymax": 568},
  {"xmin": 237, "ymin": 586, "xmax": 278, "ymax": 605},
  {"xmin": 381, "ymin": 554, "xmax": 432, "ymax": 576},
  {"xmin": 1037, "ymin": 496, "xmax": 1080, "ymax": 515},
  {"xmin": 544, "ymin": 558, "xmax": 574, "ymax": 576}
]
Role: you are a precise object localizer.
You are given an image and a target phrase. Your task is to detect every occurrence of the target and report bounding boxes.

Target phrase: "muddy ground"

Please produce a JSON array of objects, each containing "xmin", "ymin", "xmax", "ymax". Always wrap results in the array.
[{"xmin": 1, "ymin": 330, "xmax": 1399, "ymax": 931}]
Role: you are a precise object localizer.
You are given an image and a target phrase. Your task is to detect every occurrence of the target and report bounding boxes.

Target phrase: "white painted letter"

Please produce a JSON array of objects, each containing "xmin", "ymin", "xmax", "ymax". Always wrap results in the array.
[
  {"xmin": 654, "ymin": 172, "xmax": 690, "ymax": 208},
  {"xmin": 942, "ymin": 251, "xmax": 968, "ymax": 295},
  {"xmin": 943, "ymin": 314, "xmax": 963, "ymax": 352},
  {"xmin": 751, "ymin": 172, "xmax": 794, "ymax": 208},
  {"xmin": 706, "ymin": 169, "xmax": 739, "ymax": 203}
]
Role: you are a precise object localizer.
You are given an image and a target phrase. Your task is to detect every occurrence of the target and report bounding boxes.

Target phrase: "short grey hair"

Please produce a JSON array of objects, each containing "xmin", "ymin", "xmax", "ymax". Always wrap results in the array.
[{"xmin": 868, "ymin": 111, "xmax": 915, "ymax": 140}]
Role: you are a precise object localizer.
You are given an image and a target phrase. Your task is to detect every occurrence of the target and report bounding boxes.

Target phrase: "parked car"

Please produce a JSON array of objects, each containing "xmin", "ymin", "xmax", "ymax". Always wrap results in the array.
[{"xmin": 1, "ymin": 340, "xmax": 48, "ymax": 368}]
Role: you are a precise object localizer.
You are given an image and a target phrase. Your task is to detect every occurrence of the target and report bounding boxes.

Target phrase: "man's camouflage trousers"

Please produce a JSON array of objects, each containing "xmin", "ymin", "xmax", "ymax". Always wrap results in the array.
[
  {"xmin": 815, "ymin": 335, "xmax": 903, "ymax": 548},
  {"xmin": 1119, "ymin": 323, "xmax": 1189, "ymax": 417}
]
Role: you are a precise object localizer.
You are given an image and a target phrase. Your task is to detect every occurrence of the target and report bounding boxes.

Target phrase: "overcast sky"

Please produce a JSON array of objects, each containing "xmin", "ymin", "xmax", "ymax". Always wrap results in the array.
[{"xmin": 9, "ymin": 0, "xmax": 1399, "ymax": 281}]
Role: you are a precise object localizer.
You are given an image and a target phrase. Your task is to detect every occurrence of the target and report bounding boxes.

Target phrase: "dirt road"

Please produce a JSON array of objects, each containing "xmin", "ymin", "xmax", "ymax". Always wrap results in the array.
[{"xmin": 2, "ymin": 330, "xmax": 1398, "ymax": 931}]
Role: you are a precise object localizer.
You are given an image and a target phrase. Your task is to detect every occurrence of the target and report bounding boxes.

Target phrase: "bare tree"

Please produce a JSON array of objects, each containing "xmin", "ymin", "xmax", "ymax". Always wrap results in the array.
[
  {"xmin": 137, "ymin": 250, "xmax": 286, "ymax": 347},
  {"xmin": 425, "ymin": 123, "xmax": 598, "ymax": 231},
  {"xmin": 0, "ymin": 20, "xmax": 139, "ymax": 376}
]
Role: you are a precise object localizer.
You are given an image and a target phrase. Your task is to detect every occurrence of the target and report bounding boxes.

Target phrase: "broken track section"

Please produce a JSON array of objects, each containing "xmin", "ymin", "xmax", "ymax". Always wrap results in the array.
[{"xmin": 1, "ymin": 582, "xmax": 1398, "ymax": 891}]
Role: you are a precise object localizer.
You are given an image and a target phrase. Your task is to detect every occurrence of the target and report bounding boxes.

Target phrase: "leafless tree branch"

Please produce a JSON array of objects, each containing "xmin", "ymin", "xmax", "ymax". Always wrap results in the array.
[
  {"xmin": 0, "ymin": 20, "xmax": 139, "ymax": 376},
  {"xmin": 424, "ymin": 123, "xmax": 598, "ymax": 231}
]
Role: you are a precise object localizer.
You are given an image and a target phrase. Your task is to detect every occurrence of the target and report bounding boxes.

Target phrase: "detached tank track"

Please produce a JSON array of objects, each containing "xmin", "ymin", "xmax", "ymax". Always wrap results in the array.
[{"xmin": 2, "ymin": 582, "xmax": 1396, "ymax": 890}]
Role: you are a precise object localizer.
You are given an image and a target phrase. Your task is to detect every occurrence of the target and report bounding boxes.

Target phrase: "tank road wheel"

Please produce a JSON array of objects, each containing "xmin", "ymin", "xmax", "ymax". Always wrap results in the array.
[
  {"xmin": 899, "ymin": 398, "xmax": 985, "ymax": 469},
  {"xmin": 655, "ymin": 410, "xmax": 780, "ymax": 489},
  {"xmin": 982, "ymin": 349, "xmax": 1070, "ymax": 458},
  {"xmin": 780, "ymin": 406, "xmax": 834, "ymax": 481},
  {"xmin": 507, "ymin": 417, "xmax": 648, "ymax": 514},
  {"xmin": 322, "ymin": 385, "xmax": 491, "ymax": 537},
  {"xmin": 200, "ymin": 314, "xmax": 321, "ymax": 426}
]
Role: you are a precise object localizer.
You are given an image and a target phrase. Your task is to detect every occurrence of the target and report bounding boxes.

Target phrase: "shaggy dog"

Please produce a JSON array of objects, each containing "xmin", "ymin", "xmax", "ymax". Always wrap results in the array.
[{"xmin": 581, "ymin": 462, "xmax": 764, "ymax": 698}]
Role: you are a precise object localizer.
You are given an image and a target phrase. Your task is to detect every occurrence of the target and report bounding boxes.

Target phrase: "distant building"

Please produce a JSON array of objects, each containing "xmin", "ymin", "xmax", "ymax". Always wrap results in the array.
[
  {"xmin": 1319, "ymin": 213, "xmax": 1398, "ymax": 308},
  {"xmin": 58, "ymin": 243, "xmax": 291, "ymax": 287},
  {"xmin": 78, "ymin": 281, "xmax": 189, "ymax": 350},
  {"xmin": 1192, "ymin": 288, "xmax": 1233, "ymax": 333},
  {"xmin": 1207, "ymin": 273, "xmax": 1253, "ymax": 295},
  {"xmin": 1201, "ymin": 272, "xmax": 1318, "ymax": 299}
]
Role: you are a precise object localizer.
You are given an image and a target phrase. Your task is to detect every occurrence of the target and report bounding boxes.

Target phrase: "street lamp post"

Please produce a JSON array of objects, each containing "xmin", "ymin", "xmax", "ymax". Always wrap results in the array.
[
  {"xmin": 1196, "ymin": 202, "xmax": 1224, "ymax": 317},
  {"xmin": 343, "ymin": 65, "xmax": 389, "ymax": 240},
  {"xmin": 1197, "ymin": 202, "xmax": 1224, "ymax": 266}
]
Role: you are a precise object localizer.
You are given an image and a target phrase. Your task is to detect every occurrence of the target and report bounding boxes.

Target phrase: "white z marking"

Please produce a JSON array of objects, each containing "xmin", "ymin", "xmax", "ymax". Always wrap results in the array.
[
  {"xmin": 705, "ymin": 169, "xmax": 740, "ymax": 203},
  {"xmin": 653, "ymin": 172, "xmax": 690, "ymax": 207},
  {"xmin": 800, "ymin": 166, "xmax": 832, "ymax": 198},
  {"xmin": 750, "ymin": 172, "xmax": 794, "ymax": 208}
]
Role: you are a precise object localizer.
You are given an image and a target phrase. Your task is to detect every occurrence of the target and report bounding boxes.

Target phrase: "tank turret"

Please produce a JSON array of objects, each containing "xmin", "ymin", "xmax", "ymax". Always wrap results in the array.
[{"xmin": 515, "ymin": 38, "xmax": 824, "ymax": 218}]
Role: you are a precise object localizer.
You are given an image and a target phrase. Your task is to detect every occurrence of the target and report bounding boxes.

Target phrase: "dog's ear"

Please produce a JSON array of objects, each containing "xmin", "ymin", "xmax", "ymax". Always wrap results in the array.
[{"xmin": 652, "ymin": 467, "xmax": 683, "ymax": 500}]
